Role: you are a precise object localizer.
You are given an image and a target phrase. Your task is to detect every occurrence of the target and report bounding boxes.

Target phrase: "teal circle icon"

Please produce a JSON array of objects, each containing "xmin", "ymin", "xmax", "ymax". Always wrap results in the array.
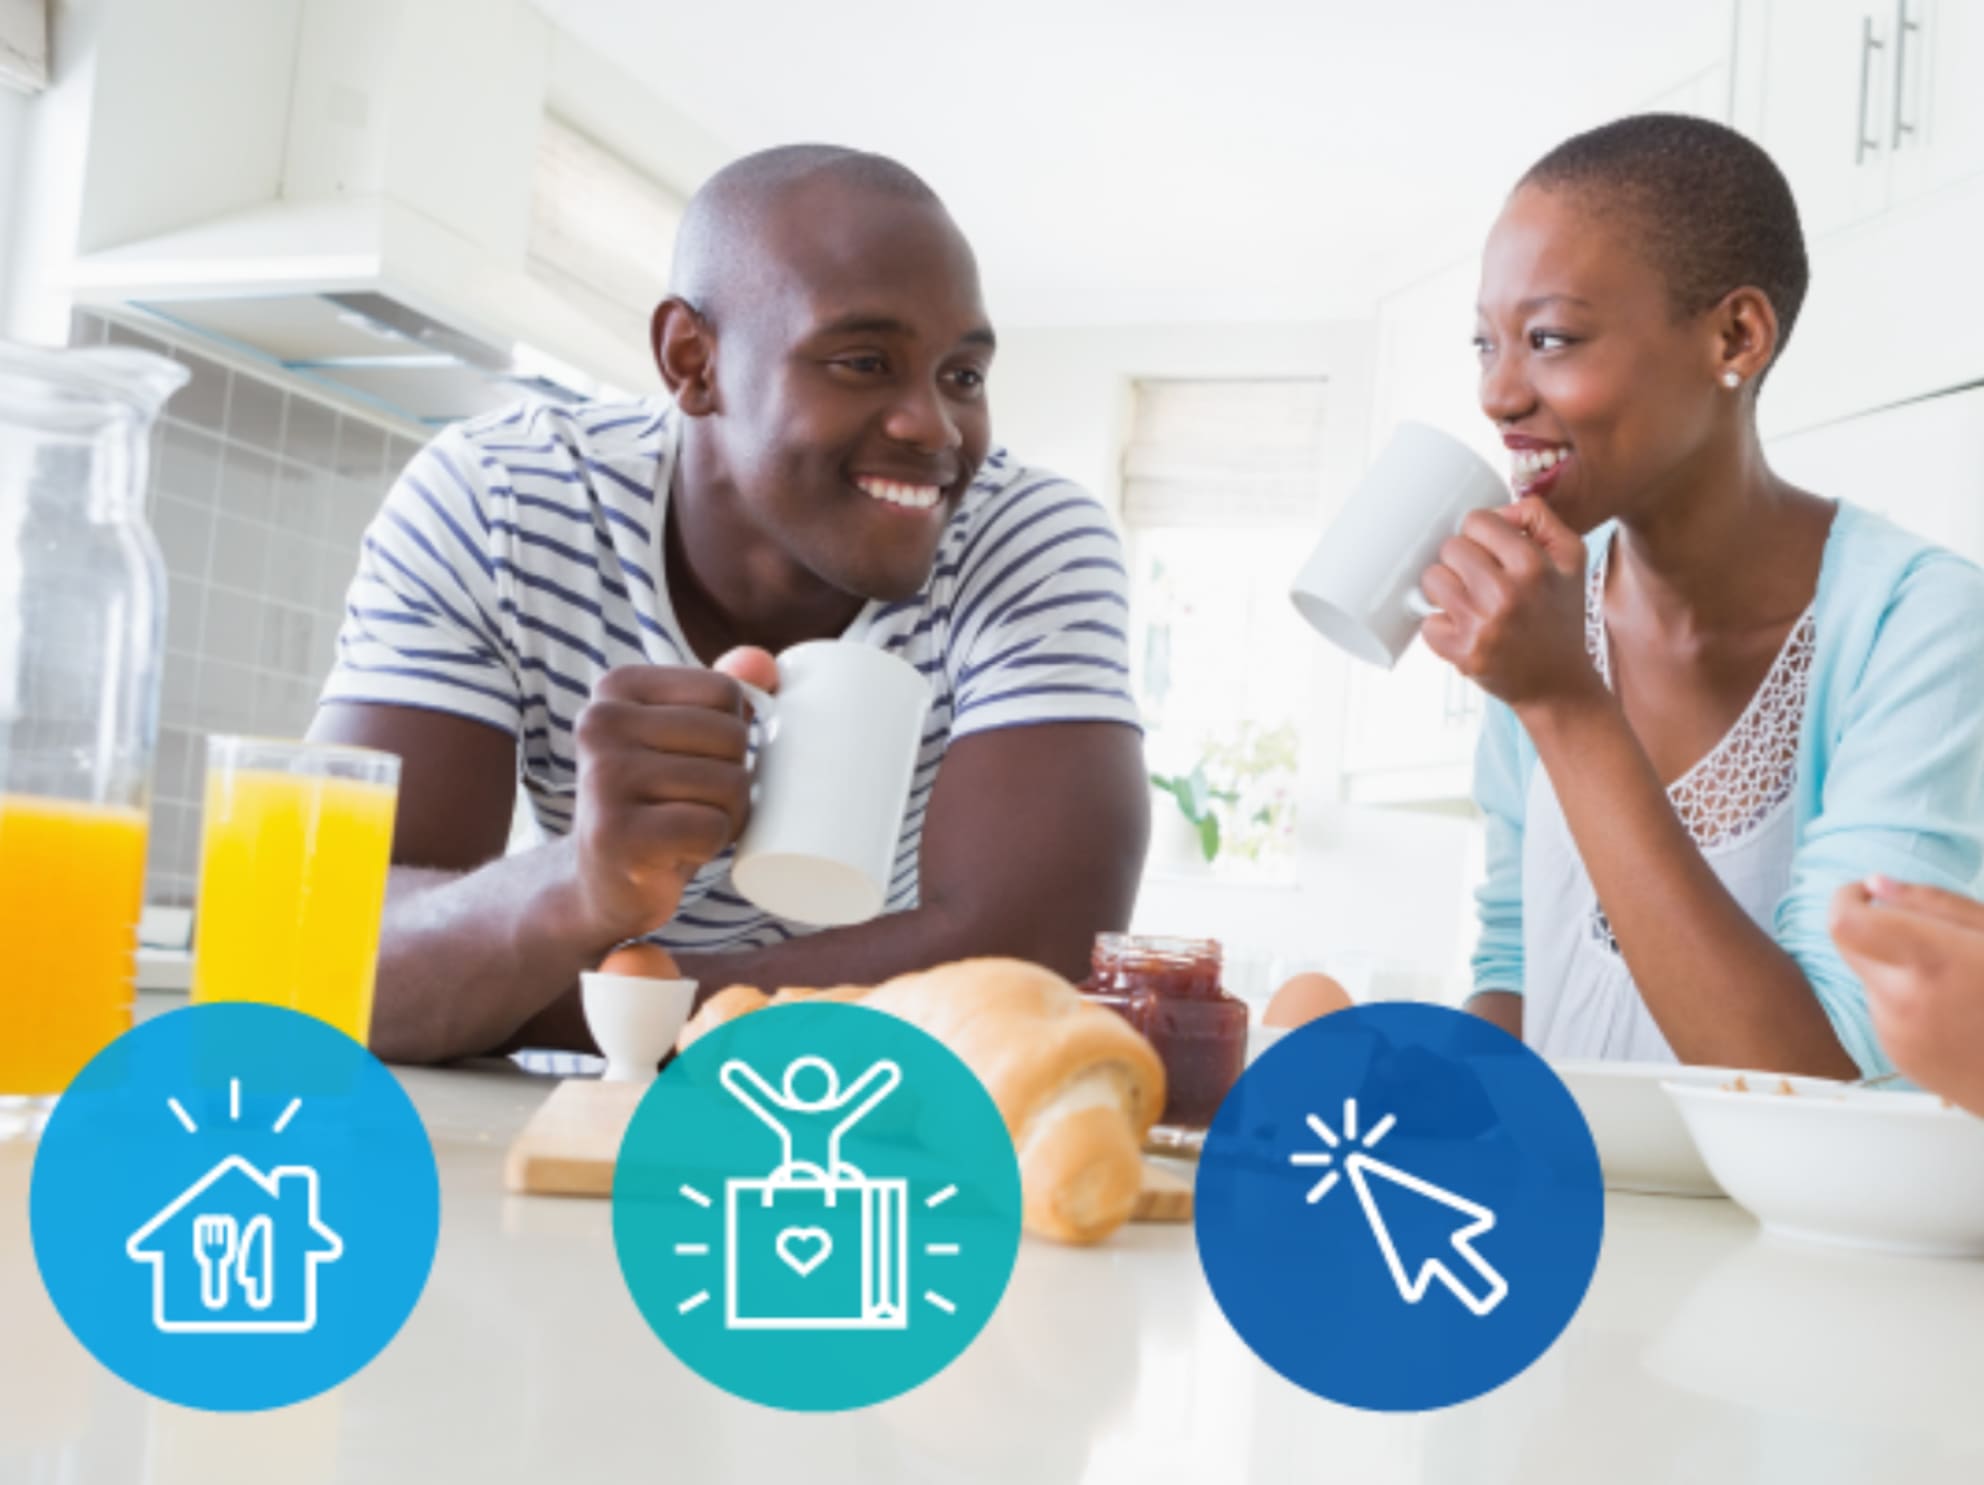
[
  {"xmin": 612, "ymin": 1002, "xmax": 1023, "ymax": 1411},
  {"xmin": 29, "ymin": 1004, "xmax": 440, "ymax": 1411}
]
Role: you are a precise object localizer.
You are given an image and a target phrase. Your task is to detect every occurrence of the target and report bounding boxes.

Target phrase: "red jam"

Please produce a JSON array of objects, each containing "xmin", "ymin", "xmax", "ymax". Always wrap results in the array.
[{"xmin": 1082, "ymin": 934, "xmax": 1248, "ymax": 1130}]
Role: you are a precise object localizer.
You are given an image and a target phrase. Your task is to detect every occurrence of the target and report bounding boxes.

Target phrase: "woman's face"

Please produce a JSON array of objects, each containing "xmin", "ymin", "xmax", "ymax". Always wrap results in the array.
[{"xmin": 1474, "ymin": 183, "xmax": 1731, "ymax": 535}]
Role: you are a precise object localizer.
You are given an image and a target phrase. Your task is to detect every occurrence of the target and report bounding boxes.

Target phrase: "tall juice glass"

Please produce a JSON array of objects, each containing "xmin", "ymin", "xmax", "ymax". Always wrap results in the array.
[
  {"xmin": 191, "ymin": 738, "xmax": 400, "ymax": 1043},
  {"xmin": 0, "ymin": 342, "xmax": 185, "ymax": 1110}
]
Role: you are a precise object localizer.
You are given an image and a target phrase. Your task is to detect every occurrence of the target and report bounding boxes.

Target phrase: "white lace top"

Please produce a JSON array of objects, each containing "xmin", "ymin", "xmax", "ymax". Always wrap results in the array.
[{"xmin": 1521, "ymin": 540, "xmax": 1818, "ymax": 1062}]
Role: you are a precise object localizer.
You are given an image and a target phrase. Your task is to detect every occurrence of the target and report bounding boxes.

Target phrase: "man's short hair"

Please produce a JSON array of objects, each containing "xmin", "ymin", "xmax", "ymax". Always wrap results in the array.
[{"xmin": 669, "ymin": 145, "xmax": 944, "ymax": 319}]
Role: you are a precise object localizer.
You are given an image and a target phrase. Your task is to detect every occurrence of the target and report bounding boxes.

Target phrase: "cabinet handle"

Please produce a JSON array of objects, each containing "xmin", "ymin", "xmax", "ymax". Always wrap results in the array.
[
  {"xmin": 1891, "ymin": 0, "xmax": 1921, "ymax": 148},
  {"xmin": 1857, "ymin": 14, "xmax": 1886, "ymax": 165}
]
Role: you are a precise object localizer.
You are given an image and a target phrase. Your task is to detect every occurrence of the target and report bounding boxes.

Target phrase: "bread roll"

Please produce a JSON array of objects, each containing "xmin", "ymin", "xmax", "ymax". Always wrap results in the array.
[{"xmin": 670, "ymin": 958, "xmax": 1165, "ymax": 1244}]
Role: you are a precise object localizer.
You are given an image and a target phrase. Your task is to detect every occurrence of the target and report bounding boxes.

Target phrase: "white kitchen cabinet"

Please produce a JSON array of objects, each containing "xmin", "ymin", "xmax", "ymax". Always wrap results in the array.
[
  {"xmin": 1889, "ymin": 0, "xmax": 1984, "ymax": 207},
  {"xmin": 1754, "ymin": 0, "xmax": 1896, "ymax": 237},
  {"xmin": 1750, "ymin": 0, "xmax": 1984, "ymax": 238},
  {"xmin": 1736, "ymin": 0, "xmax": 1984, "ymax": 437}
]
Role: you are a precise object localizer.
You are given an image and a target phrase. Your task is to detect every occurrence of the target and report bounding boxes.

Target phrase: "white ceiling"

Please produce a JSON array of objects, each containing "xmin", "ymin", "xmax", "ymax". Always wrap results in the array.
[{"xmin": 530, "ymin": 0, "xmax": 1734, "ymax": 327}]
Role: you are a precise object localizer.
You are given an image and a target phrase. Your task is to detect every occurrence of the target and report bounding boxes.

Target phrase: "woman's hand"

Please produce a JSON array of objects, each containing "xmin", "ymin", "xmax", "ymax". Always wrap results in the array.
[
  {"xmin": 1831, "ymin": 876, "xmax": 1984, "ymax": 1116},
  {"xmin": 1418, "ymin": 496, "xmax": 1603, "ymax": 714}
]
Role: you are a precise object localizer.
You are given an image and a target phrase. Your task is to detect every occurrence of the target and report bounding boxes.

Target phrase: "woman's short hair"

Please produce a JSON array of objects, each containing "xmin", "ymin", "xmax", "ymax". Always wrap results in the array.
[{"xmin": 1521, "ymin": 113, "xmax": 1810, "ymax": 365}]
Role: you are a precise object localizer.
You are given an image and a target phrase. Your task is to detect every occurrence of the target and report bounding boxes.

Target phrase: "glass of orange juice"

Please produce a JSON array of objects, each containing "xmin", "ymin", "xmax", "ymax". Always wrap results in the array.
[{"xmin": 190, "ymin": 738, "xmax": 400, "ymax": 1043}]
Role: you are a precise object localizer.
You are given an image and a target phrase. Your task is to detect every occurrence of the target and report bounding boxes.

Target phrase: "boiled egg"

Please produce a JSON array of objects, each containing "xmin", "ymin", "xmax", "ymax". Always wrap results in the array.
[
  {"xmin": 598, "ymin": 942, "xmax": 682, "ymax": 981},
  {"xmin": 1264, "ymin": 971, "xmax": 1354, "ymax": 1029}
]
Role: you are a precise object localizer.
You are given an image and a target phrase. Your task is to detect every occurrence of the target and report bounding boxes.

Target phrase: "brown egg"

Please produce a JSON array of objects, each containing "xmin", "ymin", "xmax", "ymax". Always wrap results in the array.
[
  {"xmin": 598, "ymin": 942, "xmax": 682, "ymax": 981},
  {"xmin": 1264, "ymin": 971, "xmax": 1354, "ymax": 1029}
]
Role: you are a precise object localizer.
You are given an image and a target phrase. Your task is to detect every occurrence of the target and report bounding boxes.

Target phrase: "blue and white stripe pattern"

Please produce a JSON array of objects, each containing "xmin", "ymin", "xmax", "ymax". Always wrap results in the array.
[{"xmin": 323, "ymin": 396, "xmax": 1142, "ymax": 956}]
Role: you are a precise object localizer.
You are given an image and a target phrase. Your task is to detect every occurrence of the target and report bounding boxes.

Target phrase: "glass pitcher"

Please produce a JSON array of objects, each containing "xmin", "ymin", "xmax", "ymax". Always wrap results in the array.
[{"xmin": 0, "ymin": 341, "xmax": 185, "ymax": 1111}]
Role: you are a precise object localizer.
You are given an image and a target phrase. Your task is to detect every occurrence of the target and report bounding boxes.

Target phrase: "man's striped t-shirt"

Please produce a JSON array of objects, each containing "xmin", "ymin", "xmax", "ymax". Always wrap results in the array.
[{"xmin": 322, "ymin": 396, "xmax": 1143, "ymax": 957}]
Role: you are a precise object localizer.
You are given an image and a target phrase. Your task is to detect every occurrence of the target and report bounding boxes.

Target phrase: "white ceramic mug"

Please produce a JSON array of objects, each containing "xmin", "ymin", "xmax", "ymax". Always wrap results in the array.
[
  {"xmin": 1289, "ymin": 422, "xmax": 1510, "ymax": 668},
  {"xmin": 730, "ymin": 641, "xmax": 932, "ymax": 927}
]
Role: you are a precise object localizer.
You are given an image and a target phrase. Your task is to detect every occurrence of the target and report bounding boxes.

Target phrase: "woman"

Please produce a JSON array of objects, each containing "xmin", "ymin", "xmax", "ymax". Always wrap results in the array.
[
  {"xmin": 1832, "ymin": 877, "xmax": 1984, "ymax": 1114},
  {"xmin": 1428, "ymin": 113, "xmax": 1984, "ymax": 1077}
]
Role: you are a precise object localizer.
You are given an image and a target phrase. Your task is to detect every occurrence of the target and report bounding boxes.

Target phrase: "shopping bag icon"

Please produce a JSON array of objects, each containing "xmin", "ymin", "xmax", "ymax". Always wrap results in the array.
[
  {"xmin": 713, "ymin": 1052, "xmax": 916, "ymax": 1332},
  {"xmin": 725, "ymin": 1172, "xmax": 908, "ymax": 1329}
]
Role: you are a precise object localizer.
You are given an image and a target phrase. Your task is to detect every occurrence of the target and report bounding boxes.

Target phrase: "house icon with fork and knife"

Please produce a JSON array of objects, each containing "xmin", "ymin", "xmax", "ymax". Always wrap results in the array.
[{"xmin": 126, "ymin": 1156, "xmax": 344, "ymax": 1333}]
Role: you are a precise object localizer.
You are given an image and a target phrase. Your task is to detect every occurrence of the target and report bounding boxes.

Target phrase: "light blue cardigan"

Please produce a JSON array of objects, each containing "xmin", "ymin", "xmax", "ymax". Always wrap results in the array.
[{"xmin": 1471, "ymin": 502, "xmax": 1984, "ymax": 1075}]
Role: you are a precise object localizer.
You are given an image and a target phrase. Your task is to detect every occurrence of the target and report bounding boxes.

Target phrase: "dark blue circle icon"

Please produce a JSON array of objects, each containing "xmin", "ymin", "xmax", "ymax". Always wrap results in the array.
[
  {"xmin": 1196, "ymin": 1002, "xmax": 1602, "ymax": 1411},
  {"xmin": 30, "ymin": 1004, "xmax": 440, "ymax": 1411}
]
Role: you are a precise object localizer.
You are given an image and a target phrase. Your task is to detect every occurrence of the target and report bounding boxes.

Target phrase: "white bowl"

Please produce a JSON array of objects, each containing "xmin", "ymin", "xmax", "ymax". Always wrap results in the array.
[
  {"xmin": 1552, "ymin": 1058, "xmax": 1738, "ymax": 1197},
  {"xmin": 580, "ymin": 971, "xmax": 698, "ymax": 1084},
  {"xmin": 1663, "ymin": 1075, "xmax": 1984, "ymax": 1257}
]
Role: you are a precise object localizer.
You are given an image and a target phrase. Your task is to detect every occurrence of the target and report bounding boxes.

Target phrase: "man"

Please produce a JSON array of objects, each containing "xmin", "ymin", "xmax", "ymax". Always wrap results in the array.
[{"xmin": 309, "ymin": 145, "xmax": 1148, "ymax": 1063}]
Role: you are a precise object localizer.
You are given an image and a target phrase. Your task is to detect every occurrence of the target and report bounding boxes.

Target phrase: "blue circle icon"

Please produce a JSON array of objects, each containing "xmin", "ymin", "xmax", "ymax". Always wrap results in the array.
[
  {"xmin": 613, "ymin": 1002, "xmax": 1022, "ymax": 1411},
  {"xmin": 1196, "ymin": 1003, "xmax": 1602, "ymax": 1411},
  {"xmin": 30, "ymin": 1004, "xmax": 440, "ymax": 1411}
]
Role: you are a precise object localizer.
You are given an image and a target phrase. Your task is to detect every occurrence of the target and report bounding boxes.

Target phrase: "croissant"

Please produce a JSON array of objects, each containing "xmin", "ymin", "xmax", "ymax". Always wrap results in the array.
[{"xmin": 674, "ymin": 958, "xmax": 1165, "ymax": 1244}]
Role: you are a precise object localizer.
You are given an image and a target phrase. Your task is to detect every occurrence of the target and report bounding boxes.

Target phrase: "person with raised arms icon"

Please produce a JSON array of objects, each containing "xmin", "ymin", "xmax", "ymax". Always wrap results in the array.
[{"xmin": 719, "ymin": 1055, "xmax": 901, "ymax": 1180}]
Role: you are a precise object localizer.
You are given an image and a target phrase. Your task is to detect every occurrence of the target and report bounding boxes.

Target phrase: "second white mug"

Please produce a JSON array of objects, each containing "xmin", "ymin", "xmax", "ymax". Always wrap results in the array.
[{"xmin": 1289, "ymin": 422, "xmax": 1511, "ymax": 668}]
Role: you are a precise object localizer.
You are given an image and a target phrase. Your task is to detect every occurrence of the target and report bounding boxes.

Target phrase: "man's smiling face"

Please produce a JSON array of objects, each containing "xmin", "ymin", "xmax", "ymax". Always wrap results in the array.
[{"xmin": 691, "ymin": 179, "xmax": 996, "ymax": 605}]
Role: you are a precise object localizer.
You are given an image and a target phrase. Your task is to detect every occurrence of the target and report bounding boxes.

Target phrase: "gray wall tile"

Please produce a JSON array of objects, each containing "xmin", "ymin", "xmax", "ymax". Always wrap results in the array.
[
  {"xmin": 263, "ymin": 531, "xmax": 316, "ymax": 601},
  {"xmin": 168, "ymin": 347, "xmax": 231, "ymax": 427},
  {"xmin": 104, "ymin": 320, "xmax": 170, "ymax": 359},
  {"xmin": 161, "ymin": 653, "xmax": 201, "ymax": 727},
  {"xmin": 332, "ymin": 417, "xmax": 386, "ymax": 482},
  {"xmin": 217, "ymin": 445, "xmax": 275, "ymax": 525},
  {"xmin": 157, "ymin": 425, "xmax": 223, "ymax": 506},
  {"xmin": 225, "ymin": 373, "xmax": 285, "ymax": 454},
  {"xmin": 199, "ymin": 587, "xmax": 262, "ymax": 669},
  {"xmin": 164, "ymin": 571, "xmax": 205, "ymax": 656},
  {"xmin": 209, "ymin": 513, "xmax": 270, "ymax": 594},
  {"xmin": 154, "ymin": 725, "xmax": 197, "ymax": 803},
  {"xmin": 154, "ymin": 496, "xmax": 214, "ymax": 581},
  {"xmin": 106, "ymin": 326, "xmax": 421, "ymax": 909},
  {"xmin": 282, "ymin": 397, "xmax": 339, "ymax": 469},
  {"xmin": 197, "ymin": 658, "xmax": 259, "ymax": 733}
]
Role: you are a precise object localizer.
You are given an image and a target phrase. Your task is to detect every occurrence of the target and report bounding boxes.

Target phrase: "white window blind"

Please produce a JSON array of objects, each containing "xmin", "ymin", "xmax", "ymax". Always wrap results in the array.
[
  {"xmin": 527, "ymin": 115, "xmax": 686, "ymax": 336},
  {"xmin": 1121, "ymin": 378, "xmax": 1329, "ymax": 530}
]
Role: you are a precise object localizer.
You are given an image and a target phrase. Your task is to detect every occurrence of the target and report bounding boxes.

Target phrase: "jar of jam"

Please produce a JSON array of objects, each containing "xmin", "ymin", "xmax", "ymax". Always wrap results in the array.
[{"xmin": 1082, "ymin": 934, "xmax": 1248, "ymax": 1137}]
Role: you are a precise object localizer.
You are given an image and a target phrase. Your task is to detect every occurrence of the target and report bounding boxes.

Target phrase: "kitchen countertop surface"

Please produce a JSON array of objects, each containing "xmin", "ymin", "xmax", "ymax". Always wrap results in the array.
[{"xmin": 6, "ymin": 1037, "xmax": 1984, "ymax": 1484}]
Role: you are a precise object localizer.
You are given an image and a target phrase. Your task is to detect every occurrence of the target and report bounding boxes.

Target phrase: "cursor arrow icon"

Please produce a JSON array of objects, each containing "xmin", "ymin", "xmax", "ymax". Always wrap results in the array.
[{"xmin": 1343, "ymin": 1151, "xmax": 1510, "ymax": 1317}]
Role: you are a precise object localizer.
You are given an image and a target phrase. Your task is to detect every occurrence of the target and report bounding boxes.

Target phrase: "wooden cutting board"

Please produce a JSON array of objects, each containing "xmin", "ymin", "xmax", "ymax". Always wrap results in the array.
[{"xmin": 505, "ymin": 1077, "xmax": 1193, "ymax": 1222}]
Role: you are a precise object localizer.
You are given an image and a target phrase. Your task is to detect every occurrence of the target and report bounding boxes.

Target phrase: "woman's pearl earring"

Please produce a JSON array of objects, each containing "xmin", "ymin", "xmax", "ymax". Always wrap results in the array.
[{"xmin": 1721, "ymin": 370, "xmax": 1742, "ymax": 389}]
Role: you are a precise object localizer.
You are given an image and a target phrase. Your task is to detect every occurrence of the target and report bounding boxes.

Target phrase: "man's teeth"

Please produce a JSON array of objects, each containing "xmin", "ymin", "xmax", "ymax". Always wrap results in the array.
[
  {"xmin": 857, "ymin": 478, "xmax": 942, "ymax": 510},
  {"xmin": 1511, "ymin": 447, "xmax": 1570, "ymax": 479}
]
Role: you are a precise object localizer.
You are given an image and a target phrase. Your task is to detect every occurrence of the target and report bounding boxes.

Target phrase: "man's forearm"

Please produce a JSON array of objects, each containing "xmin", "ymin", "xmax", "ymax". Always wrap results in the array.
[
  {"xmin": 371, "ymin": 836, "xmax": 618, "ymax": 1064},
  {"xmin": 503, "ymin": 886, "xmax": 1110, "ymax": 1055}
]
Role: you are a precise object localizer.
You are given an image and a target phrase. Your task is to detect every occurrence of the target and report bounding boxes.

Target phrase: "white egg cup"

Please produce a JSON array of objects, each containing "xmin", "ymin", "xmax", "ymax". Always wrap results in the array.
[{"xmin": 580, "ymin": 971, "xmax": 699, "ymax": 1084}]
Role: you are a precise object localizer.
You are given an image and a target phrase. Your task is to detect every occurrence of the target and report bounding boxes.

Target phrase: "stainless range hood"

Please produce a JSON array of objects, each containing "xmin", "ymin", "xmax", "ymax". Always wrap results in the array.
[
  {"xmin": 50, "ymin": 0, "xmax": 696, "ymax": 430},
  {"xmin": 123, "ymin": 287, "xmax": 610, "ymax": 429}
]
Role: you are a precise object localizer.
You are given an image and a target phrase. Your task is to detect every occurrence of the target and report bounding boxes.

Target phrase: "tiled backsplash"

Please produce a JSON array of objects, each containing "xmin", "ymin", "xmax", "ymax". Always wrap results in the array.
[{"xmin": 69, "ymin": 311, "xmax": 425, "ymax": 907}]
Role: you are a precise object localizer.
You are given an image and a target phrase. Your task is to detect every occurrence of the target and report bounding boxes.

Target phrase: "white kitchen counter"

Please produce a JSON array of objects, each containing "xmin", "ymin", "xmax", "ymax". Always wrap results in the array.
[{"xmin": 5, "ymin": 1054, "xmax": 1984, "ymax": 1484}]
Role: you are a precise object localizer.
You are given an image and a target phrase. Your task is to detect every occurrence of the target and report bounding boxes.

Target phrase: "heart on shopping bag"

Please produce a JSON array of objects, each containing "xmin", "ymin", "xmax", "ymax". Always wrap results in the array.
[{"xmin": 775, "ymin": 1225, "xmax": 833, "ymax": 1278}]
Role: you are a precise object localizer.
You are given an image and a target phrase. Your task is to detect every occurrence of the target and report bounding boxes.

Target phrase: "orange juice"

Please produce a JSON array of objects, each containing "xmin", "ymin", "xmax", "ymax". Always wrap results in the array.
[
  {"xmin": 191, "ymin": 767, "xmax": 397, "ymax": 1042},
  {"xmin": 0, "ymin": 795, "xmax": 146, "ymax": 1095}
]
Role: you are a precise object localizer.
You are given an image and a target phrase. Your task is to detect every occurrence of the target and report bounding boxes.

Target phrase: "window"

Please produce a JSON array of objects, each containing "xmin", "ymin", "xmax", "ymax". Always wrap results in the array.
[{"xmin": 1123, "ymin": 379, "xmax": 1329, "ymax": 877}]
